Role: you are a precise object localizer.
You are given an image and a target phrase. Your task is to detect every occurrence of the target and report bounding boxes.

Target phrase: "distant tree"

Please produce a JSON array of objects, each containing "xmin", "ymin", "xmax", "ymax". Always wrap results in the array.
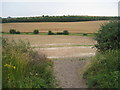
[
  {"xmin": 9, "ymin": 29, "xmax": 16, "ymax": 34},
  {"xmin": 33, "ymin": 29, "xmax": 39, "ymax": 34},
  {"xmin": 48, "ymin": 31, "xmax": 55, "ymax": 35},
  {"xmin": 56, "ymin": 32, "xmax": 64, "ymax": 35},
  {"xmin": 7, "ymin": 16, "xmax": 11, "ymax": 18},
  {"xmin": 42, "ymin": 15, "xmax": 45, "ymax": 17},
  {"xmin": 16, "ymin": 31, "xmax": 20, "ymax": 34},
  {"xmin": 83, "ymin": 33, "xmax": 87, "ymax": 36},
  {"xmin": 63, "ymin": 30, "xmax": 69, "ymax": 35},
  {"xmin": 45, "ymin": 15, "xmax": 49, "ymax": 17}
]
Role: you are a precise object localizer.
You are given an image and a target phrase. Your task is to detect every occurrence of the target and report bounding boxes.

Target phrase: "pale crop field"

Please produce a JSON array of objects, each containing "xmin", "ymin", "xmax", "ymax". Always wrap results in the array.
[
  {"xmin": 3, "ymin": 35, "xmax": 96, "ymax": 46},
  {"xmin": 2, "ymin": 21, "xmax": 108, "ymax": 33},
  {"xmin": 3, "ymin": 35, "xmax": 96, "ymax": 58}
]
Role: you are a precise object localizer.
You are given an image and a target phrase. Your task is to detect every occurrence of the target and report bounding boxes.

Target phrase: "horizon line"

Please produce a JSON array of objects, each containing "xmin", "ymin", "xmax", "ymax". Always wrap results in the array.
[{"xmin": 1, "ymin": 15, "xmax": 118, "ymax": 18}]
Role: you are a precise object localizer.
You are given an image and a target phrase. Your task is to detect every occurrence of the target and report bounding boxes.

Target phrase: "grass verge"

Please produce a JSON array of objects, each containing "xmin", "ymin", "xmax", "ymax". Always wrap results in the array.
[
  {"xmin": 83, "ymin": 50, "xmax": 120, "ymax": 88},
  {"xmin": 1, "ymin": 32, "xmax": 95, "ymax": 37},
  {"xmin": 2, "ymin": 38, "xmax": 56, "ymax": 88}
]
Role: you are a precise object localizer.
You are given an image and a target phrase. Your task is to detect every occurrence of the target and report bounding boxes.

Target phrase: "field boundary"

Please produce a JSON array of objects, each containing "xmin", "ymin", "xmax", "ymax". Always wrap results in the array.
[{"xmin": 1, "ymin": 32, "xmax": 96, "ymax": 36}]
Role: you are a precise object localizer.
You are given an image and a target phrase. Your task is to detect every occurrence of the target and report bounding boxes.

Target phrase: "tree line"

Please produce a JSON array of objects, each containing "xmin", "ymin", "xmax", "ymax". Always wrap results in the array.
[{"xmin": 2, "ymin": 15, "xmax": 119, "ymax": 23}]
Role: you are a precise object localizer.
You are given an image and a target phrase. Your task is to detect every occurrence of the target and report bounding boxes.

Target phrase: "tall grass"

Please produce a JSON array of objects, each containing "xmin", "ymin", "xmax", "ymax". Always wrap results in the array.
[
  {"xmin": 2, "ymin": 38, "xmax": 55, "ymax": 88},
  {"xmin": 83, "ymin": 50, "xmax": 120, "ymax": 88}
]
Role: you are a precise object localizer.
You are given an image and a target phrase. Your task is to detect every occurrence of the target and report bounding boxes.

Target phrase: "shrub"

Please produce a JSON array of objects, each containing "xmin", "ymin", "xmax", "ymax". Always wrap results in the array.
[
  {"xmin": 33, "ymin": 29, "xmax": 39, "ymax": 34},
  {"xmin": 83, "ymin": 21, "xmax": 120, "ymax": 88},
  {"xmin": 56, "ymin": 32, "xmax": 64, "ymax": 35},
  {"xmin": 9, "ymin": 29, "xmax": 16, "ymax": 34},
  {"xmin": 63, "ymin": 30, "xmax": 69, "ymax": 35},
  {"xmin": 56, "ymin": 31, "xmax": 69, "ymax": 35},
  {"xmin": 83, "ymin": 50, "xmax": 120, "ymax": 88},
  {"xmin": 48, "ymin": 31, "xmax": 55, "ymax": 35},
  {"xmin": 2, "ymin": 38, "xmax": 55, "ymax": 88},
  {"xmin": 83, "ymin": 33, "xmax": 87, "ymax": 36},
  {"xmin": 16, "ymin": 31, "xmax": 20, "ymax": 34},
  {"xmin": 95, "ymin": 21, "xmax": 120, "ymax": 51}
]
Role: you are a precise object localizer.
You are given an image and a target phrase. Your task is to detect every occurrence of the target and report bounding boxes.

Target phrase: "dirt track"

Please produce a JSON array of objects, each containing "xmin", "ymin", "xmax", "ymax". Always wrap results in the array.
[
  {"xmin": 53, "ymin": 57, "xmax": 89, "ymax": 88},
  {"xmin": 35, "ymin": 46, "xmax": 95, "ymax": 88}
]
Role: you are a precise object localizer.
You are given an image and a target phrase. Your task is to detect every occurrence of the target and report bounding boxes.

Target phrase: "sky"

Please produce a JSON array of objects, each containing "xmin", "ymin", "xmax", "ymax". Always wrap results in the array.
[{"xmin": 1, "ymin": 0, "xmax": 119, "ymax": 17}]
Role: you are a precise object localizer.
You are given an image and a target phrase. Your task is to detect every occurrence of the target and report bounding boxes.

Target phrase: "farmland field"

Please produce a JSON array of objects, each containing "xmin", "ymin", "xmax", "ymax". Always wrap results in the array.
[
  {"xmin": 3, "ymin": 35, "xmax": 96, "ymax": 45},
  {"xmin": 3, "ymin": 35, "xmax": 96, "ymax": 58},
  {"xmin": 2, "ymin": 21, "xmax": 108, "ymax": 33},
  {"xmin": 2, "ymin": 20, "xmax": 104, "ymax": 88}
]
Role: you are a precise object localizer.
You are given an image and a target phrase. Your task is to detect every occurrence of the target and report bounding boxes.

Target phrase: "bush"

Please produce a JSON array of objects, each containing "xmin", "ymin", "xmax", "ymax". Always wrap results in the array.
[
  {"xmin": 9, "ymin": 29, "xmax": 16, "ymax": 34},
  {"xmin": 16, "ymin": 31, "xmax": 20, "ymax": 34},
  {"xmin": 83, "ymin": 50, "xmax": 120, "ymax": 88},
  {"xmin": 33, "ymin": 29, "xmax": 39, "ymax": 34},
  {"xmin": 83, "ymin": 21, "xmax": 120, "ymax": 88},
  {"xmin": 95, "ymin": 21, "xmax": 120, "ymax": 51},
  {"xmin": 56, "ymin": 31, "xmax": 69, "ymax": 35},
  {"xmin": 83, "ymin": 33, "xmax": 87, "ymax": 36},
  {"xmin": 56, "ymin": 32, "xmax": 64, "ymax": 35},
  {"xmin": 48, "ymin": 31, "xmax": 55, "ymax": 35},
  {"xmin": 2, "ymin": 38, "xmax": 55, "ymax": 88},
  {"xmin": 63, "ymin": 30, "xmax": 69, "ymax": 35}
]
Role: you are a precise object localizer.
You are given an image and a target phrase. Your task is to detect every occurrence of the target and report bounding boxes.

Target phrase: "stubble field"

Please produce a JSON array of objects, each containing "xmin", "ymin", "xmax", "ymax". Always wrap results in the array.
[
  {"xmin": 3, "ymin": 35, "xmax": 96, "ymax": 58},
  {"xmin": 2, "ymin": 21, "xmax": 108, "ymax": 33}
]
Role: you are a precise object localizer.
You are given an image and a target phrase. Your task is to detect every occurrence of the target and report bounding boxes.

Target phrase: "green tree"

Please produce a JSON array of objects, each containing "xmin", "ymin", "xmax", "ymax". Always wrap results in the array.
[
  {"xmin": 16, "ymin": 31, "xmax": 20, "ymax": 34},
  {"xmin": 63, "ymin": 30, "xmax": 69, "ymax": 35},
  {"xmin": 9, "ymin": 29, "xmax": 16, "ymax": 34},
  {"xmin": 95, "ymin": 21, "xmax": 120, "ymax": 51},
  {"xmin": 48, "ymin": 31, "xmax": 55, "ymax": 35},
  {"xmin": 33, "ymin": 29, "xmax": 39, "ymax": 34}
]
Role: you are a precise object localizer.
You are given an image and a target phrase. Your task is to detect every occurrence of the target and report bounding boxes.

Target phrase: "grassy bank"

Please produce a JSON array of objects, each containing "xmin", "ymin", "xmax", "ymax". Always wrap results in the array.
[
  {"xmin": 83, "ymin": 50, "xmax": 120, "ymax": 88},
  {"xmin": 2, "ymin": 38, "xmax": 56, "ymax": 88}
]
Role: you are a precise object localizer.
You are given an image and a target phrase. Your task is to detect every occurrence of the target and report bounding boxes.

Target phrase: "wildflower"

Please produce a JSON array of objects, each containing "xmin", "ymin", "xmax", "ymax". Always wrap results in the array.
[
  {"xmin": 36, "ymin": 73, "xmax": 38, "ymax": 76},
  {"xmin": 4, "ymin": 64, "xmax": 16, "ymax": 69},
  {"xmin": 13, "ymin": 66, "xmax": 16, "ymax": 69}
]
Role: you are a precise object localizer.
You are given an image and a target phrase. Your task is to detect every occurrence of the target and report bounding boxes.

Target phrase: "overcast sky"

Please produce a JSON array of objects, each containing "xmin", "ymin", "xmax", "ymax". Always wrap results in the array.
[{"xmin": 1, "ymin": 0, "xmax": 119, "ymax": 17}]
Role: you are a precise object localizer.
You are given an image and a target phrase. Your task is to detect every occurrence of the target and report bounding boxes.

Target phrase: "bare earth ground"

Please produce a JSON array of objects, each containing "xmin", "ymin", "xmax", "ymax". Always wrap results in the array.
[
  {"xmin": 2, "ymin": 21, "xmax": 108, "ymax": 33},
  {"xmin": 3, "ymin": 35, "xmax": 96, "ymax": 88},
  {"xmin": 35, "ymin": 46, "xmax": 96, "ymax": 58},
  {"xmin": 53, "ymin": 57, "xmax": 90, "ymax": 88}
]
